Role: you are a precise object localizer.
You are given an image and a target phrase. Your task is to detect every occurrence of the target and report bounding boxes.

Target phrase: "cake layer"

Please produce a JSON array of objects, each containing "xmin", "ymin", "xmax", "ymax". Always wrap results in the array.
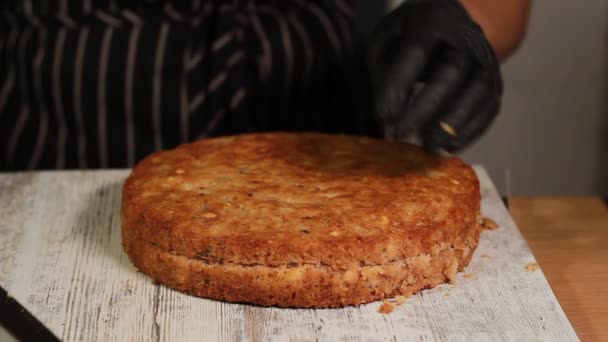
[{"xmin": 121, "ymin": 133, "xmax": 482, "ymax": 307}]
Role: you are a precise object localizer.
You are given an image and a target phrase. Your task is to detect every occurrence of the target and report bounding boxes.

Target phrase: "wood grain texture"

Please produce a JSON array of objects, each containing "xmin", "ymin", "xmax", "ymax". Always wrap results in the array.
[
  {"xmin": 0, "ymin": 168, "xmax": 578, "ymax": 341},
  {"xmin": 511, "ymin": 197, "xmax": 608, "ymax": 342}
]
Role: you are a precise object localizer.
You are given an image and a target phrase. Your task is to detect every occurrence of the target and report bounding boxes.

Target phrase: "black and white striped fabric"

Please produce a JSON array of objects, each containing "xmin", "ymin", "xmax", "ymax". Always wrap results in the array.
[{"xmin": 0, "ymin": 0, "xmax": 379, "ymax": 170}]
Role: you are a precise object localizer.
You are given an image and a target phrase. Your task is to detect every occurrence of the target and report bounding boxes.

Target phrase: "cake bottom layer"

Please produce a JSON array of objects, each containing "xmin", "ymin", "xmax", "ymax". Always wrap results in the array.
[{"xmin": 123, "ymin": 222, "xmax": 482, "ymax": 308}]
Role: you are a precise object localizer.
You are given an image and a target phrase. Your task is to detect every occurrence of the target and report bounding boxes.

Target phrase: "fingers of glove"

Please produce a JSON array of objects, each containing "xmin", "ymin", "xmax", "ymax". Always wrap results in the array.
[
  {"xmin": 450, "ymin": 33, "xmax": 502, "ymax": 99},
  {"xmin": 427, "ymin": 96, "xmax": 500, "ymax": 153},
  {"xmin": 373, "ymin": 40, "xmax": 437, "ymax": 124},
  {"xmin": 421, "ymin": 69, "xmax": 490, "ymax": 151},
  {"xmin": 392, "ymin": 48, "xmax": 473, "ymax": 136},
  {"xmin": 453, "ymin": 97, "xmax": 500, "ymax": 149},
  {"xmin": 426, "ymin": 3, "xmax": 500, "ymax": 84}
]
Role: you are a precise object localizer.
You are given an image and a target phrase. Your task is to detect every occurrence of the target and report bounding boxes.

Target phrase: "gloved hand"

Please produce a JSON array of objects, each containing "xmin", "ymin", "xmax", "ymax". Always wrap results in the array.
[{"xmin": 366, "ymin": 0, "xmax": 503, "ymax": 152}]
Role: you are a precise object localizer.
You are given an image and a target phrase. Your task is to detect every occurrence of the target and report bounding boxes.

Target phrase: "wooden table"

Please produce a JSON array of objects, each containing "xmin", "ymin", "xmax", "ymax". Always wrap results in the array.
[{"xmin": 511, "ymin": 198, "xmax": 608, "ymax": 342}]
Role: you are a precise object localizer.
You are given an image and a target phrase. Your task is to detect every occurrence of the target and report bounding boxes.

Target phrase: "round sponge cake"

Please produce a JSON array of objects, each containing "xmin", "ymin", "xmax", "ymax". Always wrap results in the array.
[{"xmin": 121, "ymin": 132, "xmax": 482, "ymax": 308}]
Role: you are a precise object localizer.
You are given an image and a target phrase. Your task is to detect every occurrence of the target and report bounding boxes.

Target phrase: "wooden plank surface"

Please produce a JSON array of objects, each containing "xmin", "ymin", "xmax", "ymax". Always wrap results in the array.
[
  {"xmin": 0, "ymin": 168, "xmax": 578, "ymax": 341},
  {"xmin": 511, "ymin": 197, "xmax": 608, "ymax": 342}
]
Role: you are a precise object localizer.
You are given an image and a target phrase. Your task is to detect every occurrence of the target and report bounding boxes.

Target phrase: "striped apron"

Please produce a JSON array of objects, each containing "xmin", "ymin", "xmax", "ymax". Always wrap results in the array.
[{"xmin": 0, "ymin": 0, "xmax": 379, "ymax": 170}]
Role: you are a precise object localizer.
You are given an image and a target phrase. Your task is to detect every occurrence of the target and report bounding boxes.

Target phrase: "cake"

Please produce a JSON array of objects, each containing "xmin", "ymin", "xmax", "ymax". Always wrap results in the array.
[{"xmin": 121, "ymin": 132, "xmax": 483, "ymax": 308}]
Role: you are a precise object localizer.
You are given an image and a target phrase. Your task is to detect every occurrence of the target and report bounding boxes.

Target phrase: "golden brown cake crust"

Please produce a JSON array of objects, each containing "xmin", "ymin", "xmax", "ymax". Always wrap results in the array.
[{"xmin": 121, "ymin": 132, "xmax": 482, "ymax": 307}]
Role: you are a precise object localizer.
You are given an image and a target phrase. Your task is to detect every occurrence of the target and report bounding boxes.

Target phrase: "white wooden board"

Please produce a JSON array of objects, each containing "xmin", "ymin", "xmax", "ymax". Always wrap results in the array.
[{"xmin": 0, "ymin": 168, "xmax": 578, "ymax": 341}]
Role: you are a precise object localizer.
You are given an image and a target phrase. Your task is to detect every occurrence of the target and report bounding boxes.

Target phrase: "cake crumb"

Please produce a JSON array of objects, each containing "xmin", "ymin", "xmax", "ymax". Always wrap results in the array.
[
  {"xmin": 378, "ymin": 300, "xmax": 395, "ymax": 314},
  {"xmin": 524, "ymin": 263, "xmax": 540, "ymax": 272},
  {"xmin": 443, "ymin": 292, "xmax": 450, "ymax": 297},
  {"xmin": 443, "ymin": 260, "xmax": 459, "ymax": 284},
  {"xmin": 481, "ymin": 217, "xmax": 499, "ymax": 230},
  {"xmin": 463, "ymin": 273, "xmax": 474, "ymax": 279},
  {"xmin": 395, "ymin": 296, "xmax": 407, "ymax": 306},
  {"xmin": 481, "ymin": 254, "xmax": 491, "ymax": 259}
]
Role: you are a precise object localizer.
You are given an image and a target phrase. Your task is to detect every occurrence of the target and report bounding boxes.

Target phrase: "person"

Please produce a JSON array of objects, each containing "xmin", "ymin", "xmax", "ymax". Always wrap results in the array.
[{"xmin": 0, "ymin": 0, "xmax": 530, "ymax": 170}]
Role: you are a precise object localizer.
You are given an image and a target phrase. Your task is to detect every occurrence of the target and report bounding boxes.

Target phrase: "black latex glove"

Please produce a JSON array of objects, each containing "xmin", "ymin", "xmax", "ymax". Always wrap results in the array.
[{"xmin": 366, "ymin": 0, "xmax": 503, "ymax": 152}]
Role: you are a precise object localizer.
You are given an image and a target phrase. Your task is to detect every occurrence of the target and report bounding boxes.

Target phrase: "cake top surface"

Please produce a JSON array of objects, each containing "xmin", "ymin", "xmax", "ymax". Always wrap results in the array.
[{"xmin": 122, "ymin": 132, "xmax": 480, "ymax": 267}]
